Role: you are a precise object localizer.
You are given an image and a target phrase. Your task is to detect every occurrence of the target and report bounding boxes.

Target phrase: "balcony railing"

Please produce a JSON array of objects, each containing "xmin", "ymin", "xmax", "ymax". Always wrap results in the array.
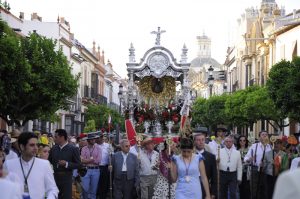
[
  {"xmin": 249, "ymin": 78, "xmax": 255, "ymax": 86},
  {"xmin": 96, "ymin": 95, "xmax": 107, "ymax": 105}
]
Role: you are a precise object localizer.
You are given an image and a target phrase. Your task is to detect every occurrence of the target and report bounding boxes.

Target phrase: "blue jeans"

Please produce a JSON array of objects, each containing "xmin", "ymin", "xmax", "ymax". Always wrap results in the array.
[{"xmin": 81, "ymin": 168, "xmax": 100, "ymax": 199}]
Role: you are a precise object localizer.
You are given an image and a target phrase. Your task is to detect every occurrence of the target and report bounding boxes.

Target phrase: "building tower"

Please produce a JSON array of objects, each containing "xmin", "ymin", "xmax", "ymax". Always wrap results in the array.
[{"xmin": 197, "ymin": 32, "xmax": 211, "ymax": 58}]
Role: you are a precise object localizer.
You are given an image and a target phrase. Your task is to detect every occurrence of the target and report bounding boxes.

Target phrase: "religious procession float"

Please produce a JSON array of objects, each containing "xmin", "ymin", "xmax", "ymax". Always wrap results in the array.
[{"xmin": 122, "ymin": 27, "xmax": 192, "ymax": 145}]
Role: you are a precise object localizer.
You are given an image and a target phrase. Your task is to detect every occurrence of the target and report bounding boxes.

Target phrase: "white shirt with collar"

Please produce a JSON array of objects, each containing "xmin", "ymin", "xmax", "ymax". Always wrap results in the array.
[
  {"xmin": 4, "ymin": 157, "xmax": 59, "ymax": 199},
  {"xmin": 59, "ymin": 142, "xmax": 68, "ymax": 149},
  {"xmin": 139, "ymin": 149, "xmax": 159, "ymax": 176},
  {"xmin": 121, "ymin": 152, "xmax": 128, "ymax": 172},
  {"xmin": 244, "ymin": 142, "xmax": 272, "ymax": 167},
  {"xmin": 99, "ymin": 142, "xmax": 110, "ymax": 166},
  {"xmin": 129, "ymin": 145, "xmax": 138, "ymax": 157},
  {"xmin": 5, "ymin": 150, "xmax": 18, "ymax": 160},
  {"xmin": 219, "ymin": 146, "xmax": 242, "ymax": 181},
  {"xmin": 196, "ymin": 149, "xmax": 205, "ymax": 155}
]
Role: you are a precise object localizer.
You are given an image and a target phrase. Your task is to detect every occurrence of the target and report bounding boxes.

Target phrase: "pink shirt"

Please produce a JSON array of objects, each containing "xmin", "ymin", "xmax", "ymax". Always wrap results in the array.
[{"xmin": 81, "ymin": 144, "xmax": 102, "ymax": 166}]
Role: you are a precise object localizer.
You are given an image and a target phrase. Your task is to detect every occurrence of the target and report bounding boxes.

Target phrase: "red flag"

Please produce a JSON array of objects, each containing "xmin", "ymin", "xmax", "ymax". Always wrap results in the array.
[
  {"xmin": 180, "ymin": 115, "xmax": 187, "ymax": 131},
  {"xmin": 125, "ymin": 119, "xmax": 137, "ymax": 146}
]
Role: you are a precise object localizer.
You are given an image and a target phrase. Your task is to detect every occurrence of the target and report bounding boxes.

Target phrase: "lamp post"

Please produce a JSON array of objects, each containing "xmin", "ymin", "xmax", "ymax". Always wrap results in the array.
[
  {"xmin": 118, "ymin": 83, "xmax": 123, "ymax": 114},
  {"xmin": 208, "ymin": 65, "xmax": 214, "ymax": 97}
]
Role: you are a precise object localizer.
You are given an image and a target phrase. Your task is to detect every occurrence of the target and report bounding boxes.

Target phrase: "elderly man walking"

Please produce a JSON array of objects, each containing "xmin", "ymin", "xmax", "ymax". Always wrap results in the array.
[
  {"xmin": 110, "ymin": 139, "xmax": 139, "ymax": 199},
  {"xmin": 219, "ymin": 136, "xmax": 242, "ymax": 199},
  {"xmin": 139, "ymin": 137, "xmax": 159, "ymax": 199}
]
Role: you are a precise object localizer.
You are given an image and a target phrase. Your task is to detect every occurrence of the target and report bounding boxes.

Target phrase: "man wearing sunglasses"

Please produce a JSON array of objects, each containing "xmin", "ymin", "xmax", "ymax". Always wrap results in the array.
[{"xmin": 109, "ymin": 139, "xmax": 139, "ymax": 199}]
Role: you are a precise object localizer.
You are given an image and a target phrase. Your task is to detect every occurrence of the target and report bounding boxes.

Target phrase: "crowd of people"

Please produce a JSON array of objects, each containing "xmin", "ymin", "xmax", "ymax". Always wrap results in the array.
[{"xmin": 1, "ymin": 127, "xmax": 300, "ymax": 199}]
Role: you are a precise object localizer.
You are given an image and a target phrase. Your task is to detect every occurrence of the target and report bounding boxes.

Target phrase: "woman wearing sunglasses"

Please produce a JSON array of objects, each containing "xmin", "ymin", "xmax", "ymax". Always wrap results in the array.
[
  {"xmin": 236, "ymin": 135, "xmax": 250, "ymax": 199},
  {"xmin": 169, "ymin": 137, "xmax": 211, "ymax": 199}
]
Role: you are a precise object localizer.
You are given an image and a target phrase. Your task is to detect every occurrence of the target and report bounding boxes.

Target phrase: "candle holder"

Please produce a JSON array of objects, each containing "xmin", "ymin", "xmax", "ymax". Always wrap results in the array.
[
  {"xmin": 166, "ymin": 120, "xmax": 174, "ymax": 135},
  {"xmin": 144, "ymin": 121, "xmax": 150, "ymax": 134},
  {"xmin": 153, "ymin": 120, "xmax": 162, "ymax": 137}
]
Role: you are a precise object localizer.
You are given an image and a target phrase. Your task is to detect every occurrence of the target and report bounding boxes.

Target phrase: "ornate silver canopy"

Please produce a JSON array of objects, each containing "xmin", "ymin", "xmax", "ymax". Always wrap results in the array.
[{"xmin": 124, "ymin": 27, "xmax": 191, "ymax": 123}]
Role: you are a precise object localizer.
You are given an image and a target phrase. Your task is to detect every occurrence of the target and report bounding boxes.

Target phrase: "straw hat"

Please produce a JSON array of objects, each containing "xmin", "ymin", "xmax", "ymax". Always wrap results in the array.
[
  {"xmin": 87, "ymin": 132, "xmax": 99, "ymax": 140},
  {"xmin": 216, "ymin": 124, "xmax": 227, "ymax": 132},
  {"xmin": 10, "ymin": 129, "xmax": 21, "ymax": 138},
  {"xmin": 142, "ymin": 137, "xmax": 154, "ymax": 146},
  {"xmin": 78, "ymin": 133, "xmax": 87, "ymax": 141},
  {"xmin": 7, "ymin": 134, "xmax": 17, "ymax": 143}
]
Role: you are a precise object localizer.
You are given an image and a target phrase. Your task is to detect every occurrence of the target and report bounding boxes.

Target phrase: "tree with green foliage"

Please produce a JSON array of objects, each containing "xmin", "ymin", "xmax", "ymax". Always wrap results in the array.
[
  {"xmin": 205, "ymin": 94, "xmax": 229, "ymax": 129},
  {"xmin": 192, "ymin": 94, "xmax": 229, "ymax": 130},
  {"xmin": 0, "ymin": 19, "xmax": 78, "ymax": 127},
  {"xmin": 84, "ymin": 119, "xmax": 96, "ymax": 133},
  {"xmin": 267, "ymin": 57, "xmax": 300, "ymax": 122},
  {"xmin": 241, "ymin": 86, "xmax": 285, "ymax": 131},
  {"xmin": 85, "ymin": 104, "xmax": 125, "ymax": 131},
  {"xmin": 225, "ymin": 89, "xmax": 249, "ymax": 128},
  {"xmin": 192, "ymin": 97, "xmax": 207, "ymax": 127}
]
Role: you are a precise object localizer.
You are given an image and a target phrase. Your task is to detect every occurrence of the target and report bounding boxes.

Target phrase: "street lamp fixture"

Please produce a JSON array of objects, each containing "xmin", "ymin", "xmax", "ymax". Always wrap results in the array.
[
  {"xmin": 207, "ymin": 65, "xmax": 214, "ymax": 97},
  {"xmin": 119, "ymin": 83, "xmax": 123, "ymax": 93},
  {"xmin": 118, "ymin": 83, "xmax": 123, "ymax": 114}
]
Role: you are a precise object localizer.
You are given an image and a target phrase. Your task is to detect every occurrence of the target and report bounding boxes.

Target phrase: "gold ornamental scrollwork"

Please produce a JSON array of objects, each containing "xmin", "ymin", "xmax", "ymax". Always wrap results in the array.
[{"xmin": 138, "ymin": 76, "xmax": 176, "ymax": 105}]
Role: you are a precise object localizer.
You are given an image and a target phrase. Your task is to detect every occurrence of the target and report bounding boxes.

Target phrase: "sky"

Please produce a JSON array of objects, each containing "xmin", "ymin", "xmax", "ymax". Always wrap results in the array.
[{"xmin": 6, "ymin": 0, "xmax": 300, "ymax": 78}]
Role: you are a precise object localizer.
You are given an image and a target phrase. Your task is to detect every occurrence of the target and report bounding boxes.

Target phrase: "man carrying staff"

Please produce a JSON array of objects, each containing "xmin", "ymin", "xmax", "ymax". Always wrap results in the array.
[
  {"xmin": 244, "ymin": 131, "xmax": 271, "ymax": 199},
  {"xmin": 208, "ymin": 126, "xmax": 226, "ymax": 157}
]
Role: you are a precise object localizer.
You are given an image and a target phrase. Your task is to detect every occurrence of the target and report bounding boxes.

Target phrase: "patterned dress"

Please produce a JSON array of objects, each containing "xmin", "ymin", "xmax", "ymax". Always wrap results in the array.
[
  {"xmin": 152, "ymin": 151, "xmax": 175, "ymax": 199},
  {"xmin": 173, "ymin": 154, "xmax": 203, "ymax": 199}
]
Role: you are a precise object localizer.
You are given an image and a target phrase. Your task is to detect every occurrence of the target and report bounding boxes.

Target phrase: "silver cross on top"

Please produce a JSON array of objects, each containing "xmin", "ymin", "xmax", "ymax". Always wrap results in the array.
[{"xmin": 151, "ymin": 27, "xmax": 166, "ymax": 46}]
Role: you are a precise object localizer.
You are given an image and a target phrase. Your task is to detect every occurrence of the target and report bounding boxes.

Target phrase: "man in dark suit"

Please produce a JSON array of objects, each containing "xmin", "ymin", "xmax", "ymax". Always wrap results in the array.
[
  {"xmin": 194, "ymin": 132, "xmax": 218, "ymax": 199},
  {"xmin": 49, "ymin": 129, "xmax": 81, "ymax": 199},
  {"xmin": 109, "ymin": 139, "xmax": 139, "ymax": 199}
]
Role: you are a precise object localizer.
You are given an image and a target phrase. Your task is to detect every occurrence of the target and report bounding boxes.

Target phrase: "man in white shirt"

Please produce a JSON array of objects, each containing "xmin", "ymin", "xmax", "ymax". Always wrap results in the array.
[
  {"xmin": 139, "ymin": 137, "xmax": 159, "ymax": 199},
  {"xmin": 96, "ymin": 133, "xmax": 111, "ymax": 199},
  {"xmin": 110, "ymin": 139, "xmax": 139, "ymax": 199},
  {"xmin": 219, "ymin": 136, "xmax": 242, "ymax": 199},
  {"xmin": 208, "ymin": 127, "xmax": 226, "ymax": 157},
  {"xmin": 4, "ymin": 132, "xmax": 58, "ymax": 199},
  {"xmin": 244, "ymin": 131, "xmax": 271, "ymax": 199},
  {"xmin": 129, "ymin": 144, "xmax": 139, "ymax": 157}
]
